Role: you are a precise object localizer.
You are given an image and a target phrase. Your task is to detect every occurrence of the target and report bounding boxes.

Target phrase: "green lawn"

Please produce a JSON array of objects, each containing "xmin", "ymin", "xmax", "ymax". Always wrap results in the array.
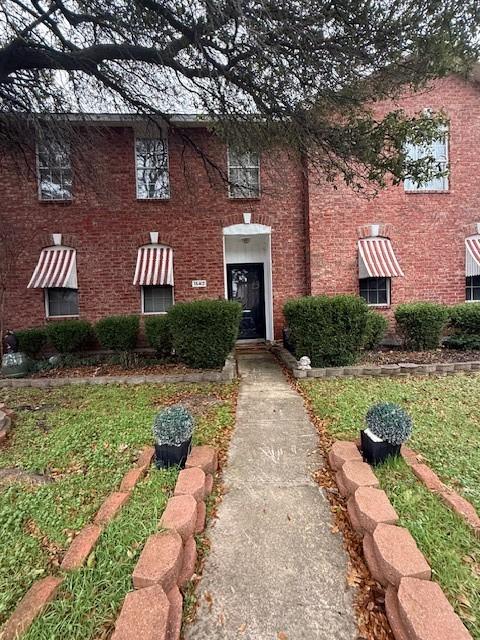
[
  {"xmin": 0, "ymin": 382, "xmax": 236, "ymax": 636},
  {"xmin": 302, "ymin": 375, "xmax": 480, "ymax": 638},
  {"xmin": 303, "ymin": 375, "xmax": 480, "ymax": 511}
]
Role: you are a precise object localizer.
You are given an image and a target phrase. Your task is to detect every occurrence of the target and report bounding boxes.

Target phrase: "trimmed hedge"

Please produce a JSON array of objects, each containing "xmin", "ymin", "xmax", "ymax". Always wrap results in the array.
[
  {"xmin": 144, "ymin": 316, "xmax": 172, "ymax": 357},
  {"xmin": 443, "ymin": 334, "xmax": 480, "ymax": 350},
  {"xmin": 95, "ymin": 315, "xmax": 139, "ymax": 351},
  {"xmin": 283, "ymin": 295, "xmax": 369, "ymax": 367},
  {"xmin": 449, "ymin": 303, "xmax": 480, "ymax": 334},
  {"xmin": 168, "ymin": 299, "xmax": 241, "ymax": 368},
  {"xmin": 363, "ymin": 310, "xmax": 388, "ymax": 350},
  {"xmin": 394, "ymin": 302, "xmax": 448, "ymax": 350},
  {"xmin": 16, "ymin": 327, "xmax": 47, "ymax": 358},
  {"xmin": 46, "ymin": 320, "xmax": 94, "ymax": 353}
]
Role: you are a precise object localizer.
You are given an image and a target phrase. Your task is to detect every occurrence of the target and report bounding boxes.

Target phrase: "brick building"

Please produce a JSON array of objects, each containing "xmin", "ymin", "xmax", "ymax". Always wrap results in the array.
[{"xmin": 2, "ymin": 73, "xmax": 480, "ymax": 341}]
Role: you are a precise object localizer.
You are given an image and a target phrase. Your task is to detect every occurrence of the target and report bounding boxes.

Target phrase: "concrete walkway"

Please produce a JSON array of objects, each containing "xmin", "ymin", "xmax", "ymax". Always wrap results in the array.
[{"xmin": 185, "ymin": 351, "xmax": 357, "ymax": 640}]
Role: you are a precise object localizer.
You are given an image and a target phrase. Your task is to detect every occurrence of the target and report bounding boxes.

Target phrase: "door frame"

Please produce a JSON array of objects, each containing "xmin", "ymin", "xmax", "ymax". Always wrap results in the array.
[
  {"xmin": 226, "ymin": 262, "xmax": 266, "ymax": 340},
  {"xmin": 222, "ymin": 223, "xmax": 274, "ymax": 341}
]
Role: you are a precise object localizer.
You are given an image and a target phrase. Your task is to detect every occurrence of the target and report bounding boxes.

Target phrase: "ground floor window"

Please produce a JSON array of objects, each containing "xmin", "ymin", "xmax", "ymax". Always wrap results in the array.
[
  {"xmin": 359, "ymin": 277, "xmax": 390, "ymax": 306},
  {"xmin": 142, "ymin": 285, "xmax": 174, "ymax": 313},
  {"xmin": 46, "ymin": 288, "xmax": 79, "ymax": 317},
  {"xmin": 466, "ymin": 275, "xmax": 480, "ymax": 302}
]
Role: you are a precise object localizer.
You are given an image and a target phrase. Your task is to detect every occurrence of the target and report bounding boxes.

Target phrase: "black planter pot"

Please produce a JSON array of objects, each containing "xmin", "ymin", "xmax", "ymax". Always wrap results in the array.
[
  {"xmin": 154, "ymin": 437, "xmax": 192, "ymax": 469},
  {"xmin": 360, "ymin": 429, "xmax": 401, "ymax": 466}
]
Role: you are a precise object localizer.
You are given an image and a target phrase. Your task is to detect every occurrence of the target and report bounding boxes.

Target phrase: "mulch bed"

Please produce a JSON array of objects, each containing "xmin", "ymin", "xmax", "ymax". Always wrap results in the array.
[
  {"xmin": 360, "ymin": 347, "xmax": 480, "ymax": 365},
  {"xmin": 26, "ymin": 362, "xmax": 215, "ymax": 379}
]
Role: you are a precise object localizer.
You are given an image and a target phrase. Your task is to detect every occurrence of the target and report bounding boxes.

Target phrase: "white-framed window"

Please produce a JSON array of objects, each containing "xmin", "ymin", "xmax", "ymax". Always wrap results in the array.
[
  {"xmin": 142, "ymin": 285, "xmax": 174, "ymax": 314},
  {"xmin": 45, "ymin": 288, "xmax": 79, "ymax": 317},
  {"xmin": 404, "ymin": 132, "xmax": 449, "ymax": 192},
  {"xmin": 135, "ymin": 138, "xmax": 169, "ymax": 199},
  {"xmin": 359, "ymin": 277, "xmax": 391, "ymax": 306},
  {"xmin": 37, "ymin": 139, "xmax": 72, "ymax": 201},
  {"xmin": 227, "ymin": 148, "xmax": 260, "ymax": 198},
  {"xmin": 466, "ymin": 276, "xmax": 480, "ymax": 302}
]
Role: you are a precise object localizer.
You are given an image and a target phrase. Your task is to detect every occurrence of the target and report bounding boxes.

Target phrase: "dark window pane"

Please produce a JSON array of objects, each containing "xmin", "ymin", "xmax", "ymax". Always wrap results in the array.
[
  {"xmin": 466, "ymin": 276, "xmax": 480, "ymax": 301},
  {"xmin": 47, "ymin": 288, "xmax": 78, "ymax": 316},
  {"xmin": 359, "ymin": 277, "xmax": 389, "ymax": 305},
  {"xmin": 143, "ymin": 286, "xmax": 173, "ymax": 313}
]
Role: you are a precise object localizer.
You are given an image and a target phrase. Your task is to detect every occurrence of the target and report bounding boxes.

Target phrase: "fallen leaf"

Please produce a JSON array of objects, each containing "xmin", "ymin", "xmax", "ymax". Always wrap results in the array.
[
  {"xmin": 277, "ymin": 632, "xmax": 288, "ymax": 640},
  {"xmin": 238, "ymin": 623, "xmax": 247, "ymax": 633}
]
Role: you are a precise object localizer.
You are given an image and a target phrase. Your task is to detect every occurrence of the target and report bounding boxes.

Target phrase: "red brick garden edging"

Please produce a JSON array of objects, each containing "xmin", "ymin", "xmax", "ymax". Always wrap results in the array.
[
  {"xmin": 0, "ymin": 445, "xmax": 155, "ymax": 640},
  {"xmin": 110, "ymin": 445, "xmax": 218, "ymax": 640},
  {"xmin": 329, "ymin": 441, "xmax": 473, "ymax": 640},
  {"xmin": 401, "ymin": 447, "xmax": 480, "ymax": 537}
]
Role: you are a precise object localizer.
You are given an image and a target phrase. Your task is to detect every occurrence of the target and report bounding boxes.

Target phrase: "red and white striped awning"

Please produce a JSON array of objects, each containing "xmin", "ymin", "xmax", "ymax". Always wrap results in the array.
[
  {"xmin": 466, "ymin": 236, "xmax": 480, "ymax": 276},
  {"xmin": 27, "ymin": 247, "xmax": 77, "ymax": 289},
  {"xmin": 133, "ymin": 245, "xmax": 174, "ymax": 286},
  {"xmin": 358, "ymin": 237, "xmax": 404, "ymax": 278}
]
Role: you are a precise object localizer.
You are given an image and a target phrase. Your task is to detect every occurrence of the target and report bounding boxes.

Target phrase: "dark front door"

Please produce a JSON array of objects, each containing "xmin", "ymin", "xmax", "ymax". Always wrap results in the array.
[{"xmin": 227, "ymin": 263, "xmax": 266, "ymax": 339}]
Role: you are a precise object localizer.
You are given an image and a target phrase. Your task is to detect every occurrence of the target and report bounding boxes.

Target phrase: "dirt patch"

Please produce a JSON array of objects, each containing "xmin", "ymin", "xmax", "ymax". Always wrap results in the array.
[
  {"xmin": 0, "ymin": 467, "xmax": 53, "ymax": 486},
  {"xmin": 360, "ymin": 348, "xmax": 480, "ymax": 365},
  {"xmin": 24, "ymin": 519, "xmax": 64, "ymax": 568}
]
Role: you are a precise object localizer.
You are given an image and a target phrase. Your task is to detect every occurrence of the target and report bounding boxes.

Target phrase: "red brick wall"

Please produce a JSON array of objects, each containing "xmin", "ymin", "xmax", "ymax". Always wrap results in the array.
[
  {"xmin": 1, "ymin": 128, "xmax": 307, "ymax": 339},
  {"xmin": 3, "ymin": 74, "xmax": 480, "ymax": 342},
  {"xmin": 307, "ymin": 75, "xmax": 480, "ymax": 325}
]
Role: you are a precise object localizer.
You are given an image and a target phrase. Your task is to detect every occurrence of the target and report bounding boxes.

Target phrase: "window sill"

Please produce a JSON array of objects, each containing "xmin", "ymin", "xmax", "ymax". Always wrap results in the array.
[
  {"xmin": 366, "ymin": 304, "xmax": 390, "ymax": 309},
  {"xmin": 404, "ymin": 190, "xmax": 450, "ymax": 195},
  {"xmin": 46, "ymin": 315, "xmax": 80, "ymax": 320},
  {"xmin": 39, "ymin": 199, "xmax": 73, "ymax": 205},
  {"xmin": 141, "ymin": 311, "xmax": 168, "ymax": 316},
  {"xmin": 227, "ymin": 196, "xmax": 261, "ymax": 201},
  {"xmin": 136, "ymin": 197, "xmax": 171, "ymax": 202}
]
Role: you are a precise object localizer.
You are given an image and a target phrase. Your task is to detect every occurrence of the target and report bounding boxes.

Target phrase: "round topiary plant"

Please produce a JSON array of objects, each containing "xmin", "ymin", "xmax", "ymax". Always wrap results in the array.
[
  {"xmin": 153, "ymin": 405, "xmax": 195, "ymax": 445},
  {"xmin": 365, "ymin": 402, "xmax": 413, "ymax": 445}
]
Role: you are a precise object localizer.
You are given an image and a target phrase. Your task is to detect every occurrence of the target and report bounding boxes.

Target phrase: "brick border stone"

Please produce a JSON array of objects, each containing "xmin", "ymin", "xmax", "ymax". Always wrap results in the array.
[
  {"xmin": 0, "ymin": 445, "xmax": 156, "ymax": 638},
  {"xmin": 271, "ymin": 343, "xmax": 480, "ymax": 380},
  {"xmin": 111, "ymin": 445, "xmax": 218, "ymax": 640},
  {"xmin": 401, "ymin": 447, "xmax": 480, "ymax": 537},
  {"xmin": 0, "ymin": 576, "xmax": 63, "ymax": 640},
  {"xmin": 330, "ymin": 439, "xmax": 473, "ymax": 640}
]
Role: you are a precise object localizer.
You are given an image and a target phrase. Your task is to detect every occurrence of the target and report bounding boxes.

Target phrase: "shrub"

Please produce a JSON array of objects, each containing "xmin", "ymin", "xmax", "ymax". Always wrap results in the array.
[
  {"xmin": 365, "ymin": 402, "xmax": 413, "ymax": 445},
  {"xmin": 16, "ymin": 327, "xmax": 47, "ymax": 358},
  {"xmin": 144, "ymin": 316, "xmax": 172, "ymax": 357},
  {"xmin": 449, "ymin": 303, "xmax": 480, "ymax": 334},
  {"xmin": 46, "ymin": 320, "xmax": 93, "ymax": 353},
  {"xmin": 168, "ymin": 299, "xmax": 241, "ymax": 369},
  {"xmin": 363, "ymin": 311, "xmax": 388, "ymax": 350},
  {"xmin": 95, "ymin": 315, "xmax": 139, "ymax": 351},
  {"xmin": 152, "ymin": 405, "xmax": 195, "ymax": 446},
  {"xmin": 443, "ymin": 334, "xmax": 480, "ymax": 350},
  {"xmin": 283, "ymin": 294, "xmax": 369, "ymax": 367},
  {"xmin": 394, "ymin": 302, "xmax": 448, "ymax": 350}
]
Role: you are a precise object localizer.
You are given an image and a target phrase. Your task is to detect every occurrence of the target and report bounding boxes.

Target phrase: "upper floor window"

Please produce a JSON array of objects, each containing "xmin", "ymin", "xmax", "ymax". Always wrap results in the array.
[
  {"xmin": 228, "ymin": 148, "xmax": 260, "ymax": 199},
  {"xmin": 404, "ymin": 133, "xmax": 448, "ymax": 192},
  {"xmin": 37, "ymin": 140, "xmax": 72, "ymax": 201},
  {"xmin": 135, "ymin": 138, "xmax": 169, "ymax": 199}
]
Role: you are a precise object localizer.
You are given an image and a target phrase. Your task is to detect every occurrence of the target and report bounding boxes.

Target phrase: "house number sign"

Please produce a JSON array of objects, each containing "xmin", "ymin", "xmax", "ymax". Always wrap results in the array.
[{"xmin": 192, "ymin": 280, "xmax": 207, "ymax": 288}]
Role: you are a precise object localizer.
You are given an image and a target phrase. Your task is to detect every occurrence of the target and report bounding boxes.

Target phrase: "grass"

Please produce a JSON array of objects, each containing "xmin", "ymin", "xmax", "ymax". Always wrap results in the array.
[
  {"xmin": 302, "ymin": 374, "xmax": 480, "ymax": 511},
  {"xmin": 0, "ymin": 382, "xmax": 236, "ymax": 634},
  {"xmin": 302, "ymin": 375, "xmax": 480, "ymax": 637}
]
